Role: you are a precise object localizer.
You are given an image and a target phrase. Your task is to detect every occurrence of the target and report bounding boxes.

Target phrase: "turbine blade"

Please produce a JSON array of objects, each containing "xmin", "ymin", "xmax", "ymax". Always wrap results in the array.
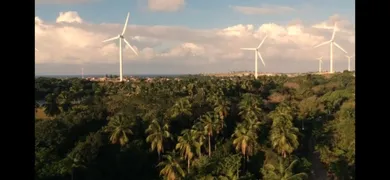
[
  {"xmin": 123, "ymin": 38, "xmax": 138, "ymax": 56},
  {"xmin": 314, "ymin": 40, "xmax": 330, "ymax": 48},
  {"xmin": 333, "ymin": 42, "xmax": 347, "ymax": 53},
  {"xmin": 35, "ymin": 48, "xmax": 39, "ymax": 51},
  {"xmin": 257, "ymin": 35, "xmax": 268, "ymax": 48},
  {"xmin": 241, "ymin": 48, "xmax": 256, "ymax": 50},
  {"xmin": 121, "ymin": 12, "xmax": 130, "ymax": 35},
  {"xmin": 257, "ymin": 51, "xmax": 265, "ymax": 66},
  {"xmin": 331, "ymin": 23, "xmax": 337, "ymax": 40},
  {"xmin": 102, "ymin": 36, "xmax": 119, "ymax": 43}
]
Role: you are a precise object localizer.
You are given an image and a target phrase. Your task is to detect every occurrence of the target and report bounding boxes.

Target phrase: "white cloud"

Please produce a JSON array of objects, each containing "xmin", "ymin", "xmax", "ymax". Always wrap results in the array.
[
  {"xmin": 231, "ymin": 5, "xmax": 295, "ymax": 15},
  {"xmin": 147, "ymin": 0, "xmax": 185, "ymax": 12},
  {"xmin": 35, "ymin": 11, "xmax": 355, "ymax": 74},
  {"xmin": 56, "ymin": 11, "xmax": 83, "ymax": 23},
  {"xmin": 312, "ymin": 14, "xmax": 354, "ymax": 34}
]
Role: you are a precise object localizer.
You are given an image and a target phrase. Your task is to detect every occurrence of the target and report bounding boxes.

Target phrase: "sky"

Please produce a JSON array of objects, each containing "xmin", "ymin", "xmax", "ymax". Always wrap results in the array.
[{"xmin": 35, "ymin": 0, "xmax": 355, "ymax": 75}]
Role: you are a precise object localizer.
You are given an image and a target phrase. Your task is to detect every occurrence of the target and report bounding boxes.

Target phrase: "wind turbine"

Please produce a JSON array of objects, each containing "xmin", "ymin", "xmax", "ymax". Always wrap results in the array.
[
  {"xmin": 35, "ymin": 48, "xmax": 39, "ymax": 51},
  {"xmin": 240, "ymin": 35, "xmax": 268, "ymax": 79},
  {"xmin": 316, "ymin": 56, "xmax": 323, "ymax": 73},
  {"xmin": 345, "ymin": 55, "xmax": 354, "ymax": 71},
  {"xmin": 314, "ymin": 23, "xmax": 347, "ymax": 73},
  {"xmin": 102, "ymin": 12, "xmax": 138, "ymax": 82}
]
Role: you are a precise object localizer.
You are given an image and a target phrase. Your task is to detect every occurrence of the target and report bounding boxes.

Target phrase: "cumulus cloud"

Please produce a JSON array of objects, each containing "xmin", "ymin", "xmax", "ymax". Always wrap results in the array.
[
  {"xmin": 148, "ymin": 0, "xmax": 185, "ymax": 12},
  {"xmin": 312, "ymin": 14, "xmax": 354, "ymax": 33},
  {"xmin": 56, "ymin": 11, "xmax": 83, "ymax": 23},
  {"xmin": 35, "ymin": 11, "xmax": 355, "ymax": 74},
  {"xmin": 231, "ymin": 5, "xmax": 295, "ymax": 15}
]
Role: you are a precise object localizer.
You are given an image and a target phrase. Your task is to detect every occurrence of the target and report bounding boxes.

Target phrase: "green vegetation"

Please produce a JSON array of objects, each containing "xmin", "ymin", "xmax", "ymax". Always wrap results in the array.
[{"xmin": 35, "ymin": 72, "xmax": 355, "ymax": 180}]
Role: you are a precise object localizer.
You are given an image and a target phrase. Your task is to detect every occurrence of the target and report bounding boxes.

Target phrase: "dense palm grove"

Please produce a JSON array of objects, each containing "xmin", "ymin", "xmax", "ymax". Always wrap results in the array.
[{"xmin": 35, "ymin": 72, "xmax": 355, "ymax": 180}]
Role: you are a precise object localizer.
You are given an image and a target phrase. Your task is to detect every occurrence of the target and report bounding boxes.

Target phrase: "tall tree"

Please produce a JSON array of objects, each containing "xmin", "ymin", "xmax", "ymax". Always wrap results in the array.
[
  {"xmin": 158, "ymin": 152, "xmax": 186, "ymax": 180},
  {"xmin": 199, "ymin": 112, "xmax": 220, "ymax": 157},
  {"xmin": 232, "ymin": 123, "xmax": 258, "ymax": 161},
  {"xmin": 175, "ymin": 129, "xmax": 201, "ymax": 172},
  {"xmin": 170, "ymin": 97, "xmax": 192, "ymax": 118},
  {"xmin": 145, "ymin": 119, "xmax": 171, "ymax": 160},
  {"xmin": 44, "ymin": 93, "xmax": 61, "ymax": 117},
  {"xmin": 261, "ymin": 157, "xmax": 308, "ymax": 180},
  {"xmin": 269, "ymin": 104, "xmax": 300, "ymax": 158},
  {"xmin": 104, "ymin": 113, "xmax": 134, "ymax": 146},
  {"xmin": 238, "ymin": 93, "xmax": 262, "ymax": 121}
]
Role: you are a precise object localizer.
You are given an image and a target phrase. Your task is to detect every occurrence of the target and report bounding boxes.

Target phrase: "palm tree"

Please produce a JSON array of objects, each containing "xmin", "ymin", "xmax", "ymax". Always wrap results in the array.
[
  {"xmin": 232, "ymin": 123, "xmax": 258, "ymax": 162},
  {"xmin": 145, "ymin": 119, "xmax": 171, "ymax": 160},
  {"xmin": 190, "ymin": 123, "xmax": 206, "ymax": 156},
  {"xmin": 57, "ymin": 91, "xmax": 72, "ymax": 112},
  {"xmin": 158, "ymin": 152, "xmax": 186, "ymax": 180},
  {"xmin": 175, "ymin": 129, "xmax": 201, "ymax": 173},
  {"xmin": 44, "ymin": 93, "xmax": 61, "ymax": 117},
  {"xmin": 269, "ymin": 105, "xmax": 300, "ymax": 158},
  {"xmin": 199, "ymin": 112, "xmax": 220, "ymax": 157},
  {"xmin": 170, "ymin": 97, "xmax": 192, "ymax": 118},
  {"xmin": 104, "ymin": 113, "xmax": 133, "ymax": 146},
  {"xmin": 187, "ymin": 83, "xmax": 195, "ymax": 97},
  {"xmin": 261, "ymin": 157, "xmax": 308, "ymax": 180},
  {"xmin": 213, "ymin": 97, "xmax": 231, "ymax": 127},
  {"xmin": 238, "ymin": 93, "xmax": 262, "ymax": 121}
]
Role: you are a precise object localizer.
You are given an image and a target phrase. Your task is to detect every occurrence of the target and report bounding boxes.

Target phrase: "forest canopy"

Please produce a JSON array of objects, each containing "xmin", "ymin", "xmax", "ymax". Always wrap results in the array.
[{"xmin": 35, "ymin": 72, "xmax": 355, "ymax": 180}]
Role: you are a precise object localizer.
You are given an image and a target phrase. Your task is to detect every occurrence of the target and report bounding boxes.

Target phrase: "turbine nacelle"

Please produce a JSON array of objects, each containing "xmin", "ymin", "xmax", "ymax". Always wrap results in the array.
[
  {"xmin": 101, "ymin": 12, "xmax": 138, "ymax": 82},
  {"xmin": 102, "ymin": 12, "xmax": 138, "ymax": 56},
  {"xmin": 240, "ymin": 35, "xmax": 268, "ymax": 67},
  {"xmin": 240, "ymin": 35, "xmax": 268, "ymax": 79},
  {"xmin": 313, "ymin": 22, "xmax": 348, "ymax": 73}
]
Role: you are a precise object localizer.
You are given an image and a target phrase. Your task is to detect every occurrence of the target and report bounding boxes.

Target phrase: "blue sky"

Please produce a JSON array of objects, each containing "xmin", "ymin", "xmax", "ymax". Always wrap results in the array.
[
  {"xmin": 36, "ymin": 0, "xmax": 354, "ymax": 27},
  {"xmin": 35, "ymin": 0, "xmax": 355, "ymax": 75}
]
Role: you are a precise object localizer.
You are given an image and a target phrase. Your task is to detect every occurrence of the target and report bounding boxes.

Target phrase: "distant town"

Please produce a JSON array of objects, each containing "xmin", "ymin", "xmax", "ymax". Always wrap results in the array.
[{"xmin": 72, "ymin": 70, "xmax": 354, "ymax": 83}]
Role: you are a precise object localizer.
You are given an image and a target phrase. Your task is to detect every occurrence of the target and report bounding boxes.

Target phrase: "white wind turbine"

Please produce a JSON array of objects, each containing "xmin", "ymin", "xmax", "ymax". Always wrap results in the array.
[
  {"xmin": 345, "ymin": 55, "xmax": 354, "ymax": 71},
  {"xmin": 240, "ymin": 35, "xmax": 268, "ymax": 79},
  {"xmin": 314, "ymin": 23, "xmax": 347, "ymax": 73},
  {"xmin": 316, "ymin": 56, "xmax": 323, "ymax": 73},
  {"xmin": 102, "ymin": 12, "xmax": 138, "ymax": 82}
]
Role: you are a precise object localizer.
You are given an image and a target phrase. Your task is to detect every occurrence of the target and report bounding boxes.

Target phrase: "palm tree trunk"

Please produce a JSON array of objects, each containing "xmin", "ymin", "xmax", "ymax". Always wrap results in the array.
[
  {"xmin": 237, "ymin": 166, "xmax": 239, "ymax": 179},
  {"xmin": 208, "ymin": 134, "xmax": 212, "ymax": 157},
  {"xmin": 187, "ymin": 159, "xmax": 190, "ymax": 173},
  {"xmin": 158, "ymin": 151, "xmax": 161, "ymax": 162}
]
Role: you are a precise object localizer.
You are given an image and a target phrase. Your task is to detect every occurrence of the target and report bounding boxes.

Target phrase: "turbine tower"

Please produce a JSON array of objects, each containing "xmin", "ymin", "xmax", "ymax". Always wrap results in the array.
[
  {"xmin": 345, "ymin": 55, "xmax": 354, "ymax": 71},
  {"xmin": 314, "ymin": 23, "xmax": 347, "ymax": 73},
  {"xmin": 81, "ymin": 68, "xmax": 84, "ymax": 79},
  {"xmin": 102, "ymin": 12, "xmax": 138, "ymax": 82},
  {"xmin": 240, "ymin": 35, "xmax": 268, "ymax": 79},
  {"xmin": 316, "ymin": 56, "xmax": 323, "ymax": 73}
]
